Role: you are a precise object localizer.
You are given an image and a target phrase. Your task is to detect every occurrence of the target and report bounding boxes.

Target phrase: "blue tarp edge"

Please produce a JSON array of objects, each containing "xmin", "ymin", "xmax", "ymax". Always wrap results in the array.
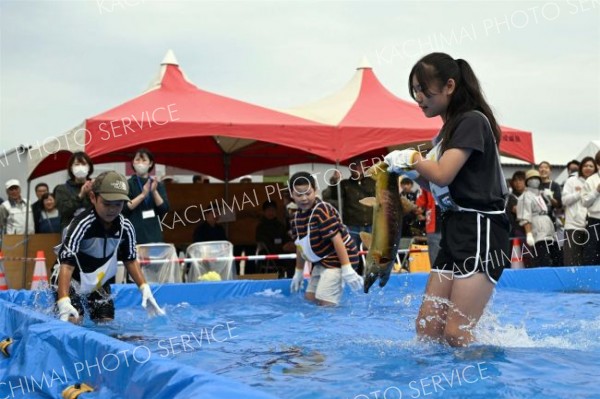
[
  {"xmin": 0, "ymin": 299, "xmax": 280, "ymax": 399},
  {"xmin": 1, "ymin": 267, "xmax": 599, "ymax": 399}
]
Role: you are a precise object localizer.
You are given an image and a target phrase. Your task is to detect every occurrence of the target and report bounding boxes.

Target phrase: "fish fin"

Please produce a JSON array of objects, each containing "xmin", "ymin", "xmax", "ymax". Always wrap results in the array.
[
  {"xmin": 359, "ymin": 232, "xmax": 373, "ymax": 249},
  {"xmin": 400, "ymin": 196, "xmax": 416, "ymax": 213},
  {"xmin": 359, "ymin": 197, "xmax": 377, "ymax": 207}
]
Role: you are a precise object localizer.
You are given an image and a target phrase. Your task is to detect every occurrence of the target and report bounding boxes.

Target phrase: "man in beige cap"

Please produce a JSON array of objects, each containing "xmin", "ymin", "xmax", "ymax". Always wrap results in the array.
[
  {"xmin": 53, "ymin": 171, "xmax": 165, "ymax": 323},
  {"xmin": 0, "ymin": 179, "xmax": 34, "ymax": 234}
]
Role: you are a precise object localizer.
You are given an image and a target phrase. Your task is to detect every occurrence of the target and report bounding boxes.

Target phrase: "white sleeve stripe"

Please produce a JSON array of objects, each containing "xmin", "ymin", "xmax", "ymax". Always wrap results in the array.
[
  {"xmin": 63, "ymin": 214, "xmax": 95, "ymax": 257},
  {"xmin": 122, "ymin": 217, "xmax": 137, "ymax": 258},
  {"xmin": 71, "ymin": 215, "xmax": 95, "ymax": 253}
]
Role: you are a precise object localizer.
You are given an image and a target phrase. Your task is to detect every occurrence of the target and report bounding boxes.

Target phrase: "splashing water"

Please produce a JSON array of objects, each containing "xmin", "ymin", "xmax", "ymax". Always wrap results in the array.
[{"xmin": 37, "ymin": 284, "xmax": 600, "ymax": 398}]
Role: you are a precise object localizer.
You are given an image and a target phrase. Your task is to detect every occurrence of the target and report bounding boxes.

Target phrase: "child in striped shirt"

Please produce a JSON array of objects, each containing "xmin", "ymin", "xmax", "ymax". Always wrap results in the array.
[{"xmin": 288, "ymin": 172, "xmax": 363, "ymax": 306}]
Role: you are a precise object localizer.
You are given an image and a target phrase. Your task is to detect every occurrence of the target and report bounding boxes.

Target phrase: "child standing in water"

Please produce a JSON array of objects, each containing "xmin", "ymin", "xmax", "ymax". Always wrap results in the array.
[
  {"xmin": 385, "ymin": 53, "xmax": 510, "ymax": 347},
  {"xmin": 288, "ymin": 172, "xmax": 364, "ymax": 306}
]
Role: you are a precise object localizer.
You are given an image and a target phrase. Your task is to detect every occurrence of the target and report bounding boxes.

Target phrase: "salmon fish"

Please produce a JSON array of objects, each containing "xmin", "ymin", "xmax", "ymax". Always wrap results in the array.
[{"xmin": 359, "ymin": 162, "xmax": 403, "ymax": 293}]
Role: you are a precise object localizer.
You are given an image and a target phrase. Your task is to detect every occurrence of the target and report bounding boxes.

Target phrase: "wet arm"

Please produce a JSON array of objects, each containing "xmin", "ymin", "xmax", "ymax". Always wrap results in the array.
[
  {"xmin": 57, "ymin": 264, "xmax": 75, "ymax": 299},
  {"xmin": 413, "ymin": 148, "xmax": 472, "ymax": 187},
  {"xmin": 295, "ymin": 247, "xmax": 303, "ymax": 270},
  {"xmin": 124, "ymin": 260, "xmax": 147, "ymax": 287},
  {"xmin": 331, "ymin": 232, "xmax": 350, "ymax": 265}
]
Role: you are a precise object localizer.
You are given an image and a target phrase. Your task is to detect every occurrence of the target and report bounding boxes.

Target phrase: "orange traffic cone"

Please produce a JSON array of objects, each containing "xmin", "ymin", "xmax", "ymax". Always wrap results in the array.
[
  {"xmin": 510, "ymin": 238, "xmax": 524, "ymax": 269},
  {"xmin": 31, "ymin": 250, "xmax": 49, "ymax": 290},
  {"xmin": 0, "ymin": 251, "xmax": 8, "ymax": 290}
]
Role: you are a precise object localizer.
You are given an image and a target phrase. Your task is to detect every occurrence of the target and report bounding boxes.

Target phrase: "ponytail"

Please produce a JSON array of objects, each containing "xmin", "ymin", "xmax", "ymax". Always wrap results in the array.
[{"xmin": 448, "ymin": 59, "xmax": 501, "ymax": 149}]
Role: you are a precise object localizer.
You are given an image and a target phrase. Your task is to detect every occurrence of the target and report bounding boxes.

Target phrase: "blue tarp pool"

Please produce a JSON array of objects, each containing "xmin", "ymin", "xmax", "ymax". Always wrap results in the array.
[{"xmin": 1, "ymin": 267, "xmax": 599, "ymax": 399}]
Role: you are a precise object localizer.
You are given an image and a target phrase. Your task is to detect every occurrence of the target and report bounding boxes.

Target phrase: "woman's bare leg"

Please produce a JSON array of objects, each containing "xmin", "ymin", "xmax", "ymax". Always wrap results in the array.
[
  {"xmin": 415, "ymin": 271, "xmax": 454, "ymax": 342},
  {"xmin": 444, "ymin": 273, "xmax": 495, "ymax": 347}
]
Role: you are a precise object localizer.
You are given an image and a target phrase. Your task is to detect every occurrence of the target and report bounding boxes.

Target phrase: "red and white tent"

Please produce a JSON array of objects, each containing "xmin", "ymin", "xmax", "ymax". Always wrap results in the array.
[
  {"xmin": 280, "ymin": 57, "xmax": 535, "ymax": 164},
  {"xmin": 27, "ymin": 52, "xmax": 534, "ymax": 181},
  {"xmin": 27, "ymin": 51, "xmax": 329, "ymax": 180}
]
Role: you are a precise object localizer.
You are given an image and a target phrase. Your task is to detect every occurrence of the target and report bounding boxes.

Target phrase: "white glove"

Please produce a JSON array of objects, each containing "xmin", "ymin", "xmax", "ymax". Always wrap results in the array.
[
  {"xmin": 140, "ymin": 283, "xmax": 166, "ymax": 316},
  {"xmin": 526, "ymin": 232, "xmax": 535, "ymax": 247},
  {"xmin": 57, "ymin": 297, "xmax": 79, "ymax": 322},
  {"xmin": 341, "ymin": 264, "xmax": 364, "ymax": 292},
  {"xmin": 384, "ymin": 150, "xmax": 419, "ymax": 173},
  {"xmin": 383, "ymin": 150, "xmax": 420, "ymax": 180},
  {"xmin": 290, "ymin": 268, "xmax": 304, "ymax": 293}
]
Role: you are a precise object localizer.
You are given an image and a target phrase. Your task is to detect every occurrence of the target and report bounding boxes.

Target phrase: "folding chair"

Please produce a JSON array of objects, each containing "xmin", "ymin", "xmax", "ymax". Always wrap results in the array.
[
  {"xmin": 136, "ymin": 243, "xmax": 183, "ymax": 283},
  {"xmin": 185, "ymin": 241, "xmax": 237, "ymax": 282}
]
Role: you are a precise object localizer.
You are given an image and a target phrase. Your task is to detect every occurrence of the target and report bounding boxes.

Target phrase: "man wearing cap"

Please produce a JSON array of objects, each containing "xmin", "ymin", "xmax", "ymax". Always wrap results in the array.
[
  {"xmin": 53, "ymin": 171, "xmax": 165, "ymax": 323},
  {"xmin": 0, "ymin": 179, "xmax": 34, "ymax": 235}
]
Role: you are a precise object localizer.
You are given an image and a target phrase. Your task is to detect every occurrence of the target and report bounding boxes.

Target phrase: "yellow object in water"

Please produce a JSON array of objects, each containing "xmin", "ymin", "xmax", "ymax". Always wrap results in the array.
[
  {"xmin": 62, "ymin": 383, "xmax": 94, "ymax": 399},
  {"xmin": 0, "ymin": 337, "xmax": 13, "ymax": 357},
  {"xmin": 199, "ymin": 271, "xmax": 222, "ymax": 281}
]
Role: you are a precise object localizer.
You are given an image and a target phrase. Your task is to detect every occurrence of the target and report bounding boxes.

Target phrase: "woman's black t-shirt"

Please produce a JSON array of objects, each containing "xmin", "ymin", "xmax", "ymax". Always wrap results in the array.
[{"xmin": 444, "ymin": 111, "xmax": 506, "ymax": 212}]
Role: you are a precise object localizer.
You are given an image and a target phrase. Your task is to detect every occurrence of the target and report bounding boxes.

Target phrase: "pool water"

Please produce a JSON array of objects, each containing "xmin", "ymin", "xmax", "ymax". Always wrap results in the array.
[{"xmin": 93, "ymin": 284, "xmax": 600, "ymax": 399}]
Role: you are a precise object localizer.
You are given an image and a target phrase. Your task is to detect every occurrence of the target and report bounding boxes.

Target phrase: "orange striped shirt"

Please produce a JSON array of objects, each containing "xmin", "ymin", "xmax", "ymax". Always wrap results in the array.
[{"xmin": 291, "ymin": 199, "xmax": 359, "ymax": 268}]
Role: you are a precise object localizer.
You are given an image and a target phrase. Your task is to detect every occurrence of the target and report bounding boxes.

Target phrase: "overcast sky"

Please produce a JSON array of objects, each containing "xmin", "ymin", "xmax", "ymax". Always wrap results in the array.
[{"xmin": 1, "ymin": 0, "xmax": 598, "ymax": 166}]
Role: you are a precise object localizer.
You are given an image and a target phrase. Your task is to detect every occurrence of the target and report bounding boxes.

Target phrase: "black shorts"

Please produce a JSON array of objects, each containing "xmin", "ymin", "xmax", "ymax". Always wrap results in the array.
[
  {"xmin": 433, "ymin": 211, "xmax": 510, "ymax": 284},
  {"xmin": 54, "ymin": 281, "xmax": 115, "ymax": 321}
]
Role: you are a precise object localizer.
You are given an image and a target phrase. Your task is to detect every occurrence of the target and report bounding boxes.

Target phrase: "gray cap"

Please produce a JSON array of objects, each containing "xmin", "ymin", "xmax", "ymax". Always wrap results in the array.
[{"xmin": 92, "ymin": 171, "xmax": 129, "ymax": 201}]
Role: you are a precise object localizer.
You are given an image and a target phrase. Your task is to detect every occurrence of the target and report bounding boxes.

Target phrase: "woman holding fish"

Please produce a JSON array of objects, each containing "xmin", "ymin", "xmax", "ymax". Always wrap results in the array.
[
  {"xmin": 384, "ymin": 53, "xmax": 510, "ymax": 347},
  {"xmin": 288, "ymin": 172, "xmax": 364, "ymax": 306}
]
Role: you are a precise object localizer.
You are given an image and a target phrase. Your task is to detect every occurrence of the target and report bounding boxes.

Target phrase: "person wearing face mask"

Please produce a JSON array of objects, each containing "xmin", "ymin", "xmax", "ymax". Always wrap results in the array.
[
  {"xmin": 516, "ymin": 170, "xmax": 556, "ymax": 267},
  {"xmin": 54, "ymin": 152, "xmax": 94, "ymax": 230},
  {"xmin": 122, "ymin": 148, "xmax": 170, "ymax": 244}
]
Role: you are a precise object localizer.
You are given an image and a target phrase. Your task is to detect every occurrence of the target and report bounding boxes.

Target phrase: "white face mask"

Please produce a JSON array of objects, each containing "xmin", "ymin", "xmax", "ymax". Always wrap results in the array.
[
  {"xmin": 72, "ymin": 165, "xmax": 89, "ymax": 179},
  {"xmin": 527, "ymin": 178, "xmax": 541, "ymax": 189},
  {"xmin": 134, "ymin": 163, "xmax": 150, "ymax": 175}
]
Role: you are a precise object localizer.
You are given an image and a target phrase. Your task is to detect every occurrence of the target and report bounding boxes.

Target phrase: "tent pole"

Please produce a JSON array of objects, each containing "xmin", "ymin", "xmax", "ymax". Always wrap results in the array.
[
  {"xmin": 224, "ymin": 154, "xmax": 231, "ymax": 237},
  {"xmin": 22, "ymin": 179, "xmax": 32, "ymax": 289},
  {"xmin": 336, "ymin": 161, "xmax": 343, "ymax": 220}
]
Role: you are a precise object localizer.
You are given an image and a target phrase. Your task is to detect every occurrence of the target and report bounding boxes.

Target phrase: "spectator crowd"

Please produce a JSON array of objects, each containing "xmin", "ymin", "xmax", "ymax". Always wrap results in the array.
[{"xmin": 2, "ymin": 149, "xmax": 600, "ymax": 275}]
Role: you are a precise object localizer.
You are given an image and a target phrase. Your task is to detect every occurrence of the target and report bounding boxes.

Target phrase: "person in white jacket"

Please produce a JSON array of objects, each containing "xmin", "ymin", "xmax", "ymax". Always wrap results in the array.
[
  {"xmin": 0, "ymin": 179, "xmax": 34, "ymax": 235},
  {"xmin": 517, "ymin": 170, "xmax": 556, "ymax": 267},
  {"xmin": 581, "ymin": 151, "xmax": 600, "ymax": 265},
  {"xmin": 562, "ymin": 157, "xmax": 597, "ymax": 266}
]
